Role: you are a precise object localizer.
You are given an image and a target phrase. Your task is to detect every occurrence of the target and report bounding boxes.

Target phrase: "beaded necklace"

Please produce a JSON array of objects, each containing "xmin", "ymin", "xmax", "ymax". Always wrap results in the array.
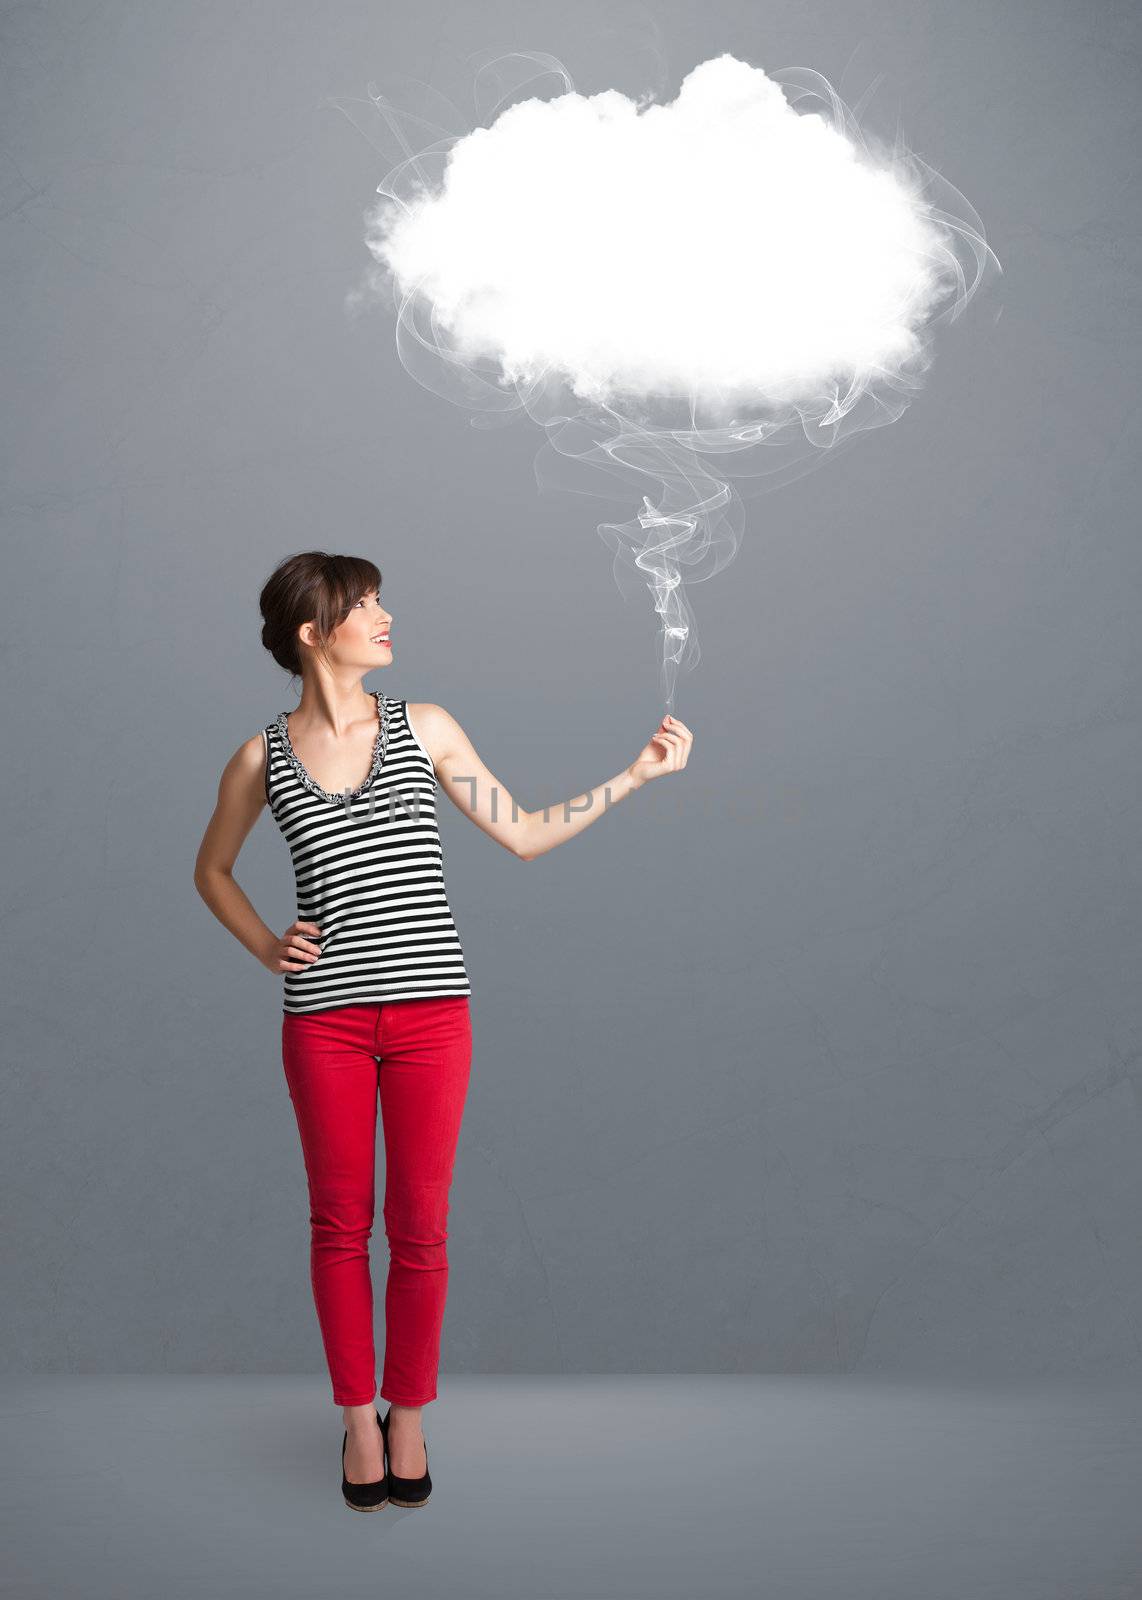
[{"xmin": 275, "ymin": 689, "xmax": 391, "ymax": 805}]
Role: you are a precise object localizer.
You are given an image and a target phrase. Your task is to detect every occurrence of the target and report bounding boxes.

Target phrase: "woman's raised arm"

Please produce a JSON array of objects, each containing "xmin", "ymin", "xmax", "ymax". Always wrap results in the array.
[{"xmin": 410, "ymin": 703, "xmax": 694, "ymax": 863}]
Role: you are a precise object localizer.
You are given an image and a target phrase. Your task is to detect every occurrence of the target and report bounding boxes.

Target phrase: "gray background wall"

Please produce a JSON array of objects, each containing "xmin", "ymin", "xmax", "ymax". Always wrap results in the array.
[{"xmin": 3, "ymin": 0, "xmax": 1140, "ymax": 1380}]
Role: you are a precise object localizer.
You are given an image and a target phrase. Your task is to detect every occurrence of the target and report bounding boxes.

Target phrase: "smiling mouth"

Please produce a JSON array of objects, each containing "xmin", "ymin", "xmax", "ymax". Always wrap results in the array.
[{"xmin": 371, "ymin": 634, "xmax": 391, "ymax": 644}]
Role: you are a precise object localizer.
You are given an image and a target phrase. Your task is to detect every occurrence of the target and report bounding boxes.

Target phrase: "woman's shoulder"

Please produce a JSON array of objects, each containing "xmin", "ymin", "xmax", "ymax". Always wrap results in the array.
[
  {"xmin": 234, "ymin": 727, "xmax": 274, "ymax": 766},
  {"xmin": 403, "ymin": 700, "xmax": 446, "ymax": 765},
  {"xmin": 207, "ymin": 728, "xmax": 273, "ymax": 810}
]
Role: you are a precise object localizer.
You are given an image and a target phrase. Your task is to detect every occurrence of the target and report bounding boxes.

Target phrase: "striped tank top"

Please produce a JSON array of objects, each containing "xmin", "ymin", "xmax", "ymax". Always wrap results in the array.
[{"xmin": 262, "ymin": 691, "xmax": 471, "ymax": 1014}]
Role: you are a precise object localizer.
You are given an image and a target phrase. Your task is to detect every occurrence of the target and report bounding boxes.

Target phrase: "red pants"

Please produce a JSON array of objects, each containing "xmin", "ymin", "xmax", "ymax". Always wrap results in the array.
[{"xmin": 281, "ymin": 996, "xmax": 472, "ymax": 1407}]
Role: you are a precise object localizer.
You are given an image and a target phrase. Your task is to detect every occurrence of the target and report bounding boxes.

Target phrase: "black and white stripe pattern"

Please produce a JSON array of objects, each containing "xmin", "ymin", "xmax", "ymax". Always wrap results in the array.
[{"xmin": 262, "ymin": 692, "xmax": 471, "ymax": 1014}]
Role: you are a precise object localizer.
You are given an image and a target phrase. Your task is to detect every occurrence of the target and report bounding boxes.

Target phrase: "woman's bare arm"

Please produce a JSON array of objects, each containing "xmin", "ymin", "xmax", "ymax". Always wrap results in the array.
[
  {"xmin": 192, "ymin": 734, "xmax": 321, "ymax": 974},
  {"xmin": 408, "ymin": 703, "xmax": 693, "ymax": 862}
]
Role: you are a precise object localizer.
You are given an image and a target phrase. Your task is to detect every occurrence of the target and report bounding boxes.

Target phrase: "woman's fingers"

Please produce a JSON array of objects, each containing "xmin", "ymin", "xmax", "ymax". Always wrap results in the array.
[
  {"xmin": 647, "ymin": 724, "xmax": 693, "ymax": 776},
  {"xmin": 659, "ymin": 720, "xmax": 692, "ymax": 748},
  {"xmin": 633, "ymin": 716, "xmax": 693, "ymax": 785},
  {"xmin": 658, "ymin": 731, "xmax": 683, "ymax": 761},
  {"xmin": 663, "ymin": 721, "xmax": 692, "ymax": 768},
  {"xmin": 276, "ymin": 919, "xmax": 323, "ymax": 971}
]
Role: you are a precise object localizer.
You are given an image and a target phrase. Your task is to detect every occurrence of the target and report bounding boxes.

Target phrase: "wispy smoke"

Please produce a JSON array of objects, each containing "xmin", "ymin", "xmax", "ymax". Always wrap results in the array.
[{"xmin": 335, "ymin": 51, "xmax": 999, "ymax": 707}]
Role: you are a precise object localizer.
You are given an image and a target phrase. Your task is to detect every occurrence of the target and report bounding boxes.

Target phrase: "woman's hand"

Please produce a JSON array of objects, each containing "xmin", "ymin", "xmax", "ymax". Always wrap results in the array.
[
  {"xmin": 261, "ymin": 919, "xmax": 323, "ymax": 974},
  {"xmin": 627, "ymin": 714, "xmax": 694, "ymax": 790}
]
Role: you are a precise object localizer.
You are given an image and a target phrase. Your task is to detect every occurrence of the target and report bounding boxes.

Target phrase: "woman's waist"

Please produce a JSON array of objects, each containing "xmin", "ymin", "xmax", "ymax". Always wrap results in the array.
[
  {"xmin": 290, "ymin": 868, "xmax": 451, "ymax": 902},
  {"xmin": 292, "ymin": 882, "xmax": 456, "ymax": 914},
  {"xmin": 295, "ymin": 898, "xmax": 464, "ymax": 935}
]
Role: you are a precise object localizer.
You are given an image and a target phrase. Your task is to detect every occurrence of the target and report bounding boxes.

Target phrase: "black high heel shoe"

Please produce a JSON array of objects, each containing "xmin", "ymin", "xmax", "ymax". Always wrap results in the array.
[
  {"xmin": 379, "ymin": 1406, "xmax": 432, "ymax": 1507},
  {"xmin": 341, "ymin": 1410, "xmax": 389, "ymax": 1512}
]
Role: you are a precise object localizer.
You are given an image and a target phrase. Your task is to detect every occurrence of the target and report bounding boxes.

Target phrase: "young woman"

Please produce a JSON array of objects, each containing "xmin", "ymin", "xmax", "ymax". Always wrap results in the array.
[{"xmin": 193, "ymin": 551, "xmax": 693, "ymax": 1511}]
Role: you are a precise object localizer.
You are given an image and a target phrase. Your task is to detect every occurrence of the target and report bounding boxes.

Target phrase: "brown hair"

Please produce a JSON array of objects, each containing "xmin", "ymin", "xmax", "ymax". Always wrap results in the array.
[{"xmin": 258, "ymin": 552, "xmax": 382, "ymax": 678}]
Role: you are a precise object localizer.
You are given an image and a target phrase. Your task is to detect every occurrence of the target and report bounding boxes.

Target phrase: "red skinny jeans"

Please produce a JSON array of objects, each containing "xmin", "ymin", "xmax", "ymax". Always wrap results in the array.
[{"xmin": 281, "ymin": 996, "xmax": 472, "ymax": 1407}]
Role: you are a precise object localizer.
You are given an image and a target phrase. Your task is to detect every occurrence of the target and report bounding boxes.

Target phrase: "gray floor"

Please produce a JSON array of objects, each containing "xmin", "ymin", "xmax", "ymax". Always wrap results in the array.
[{"xmin": 4, "ymin": 1375, "xmax": 1142, "ymax": 1599}]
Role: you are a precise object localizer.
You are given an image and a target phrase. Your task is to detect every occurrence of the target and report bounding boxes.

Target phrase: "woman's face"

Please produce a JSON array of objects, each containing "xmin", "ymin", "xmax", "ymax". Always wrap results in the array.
[{"xmin": 314, "ymin": 586, "xmax": 393, "ymax": 668}]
